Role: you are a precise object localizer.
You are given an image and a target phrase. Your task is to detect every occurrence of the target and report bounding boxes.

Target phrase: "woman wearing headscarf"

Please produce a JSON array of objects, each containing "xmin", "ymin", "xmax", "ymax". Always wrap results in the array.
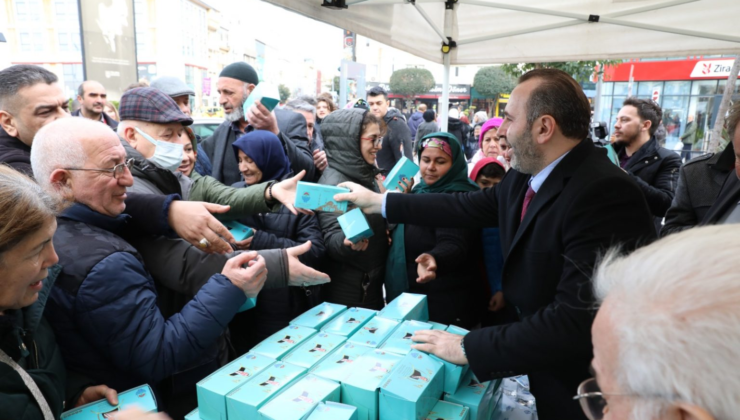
[
  {"xmin": 228, "ymin": 130, "xmax": 326, "ymax": 350},
  {"xmin": 318, "ymin": 108, "xmax": 388, "ymax": 309},
  {"xmin": 386, "ymin": 132, "xmax": 482, "ymax": 328},
  {"xmin": 468, "ymin": 117, "xmax": 504, "ymax": 173}
]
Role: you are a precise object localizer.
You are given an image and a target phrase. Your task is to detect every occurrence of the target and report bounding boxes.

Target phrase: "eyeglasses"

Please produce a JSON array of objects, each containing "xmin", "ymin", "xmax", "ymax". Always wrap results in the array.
[
  {"xmin": 64, "ymin": 158, "xmax": 134, "ymax": 179},
  {"xmin": 361, "ymin": 136, "xmax": 383, "ymax": 147}
]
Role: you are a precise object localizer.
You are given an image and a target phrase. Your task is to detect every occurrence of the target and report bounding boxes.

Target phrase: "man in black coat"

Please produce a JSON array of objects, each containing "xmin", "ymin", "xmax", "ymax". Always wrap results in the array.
[
  {"xmin": 611, "ymin": 98, "xmax": 682, "ymax": 233},
  {"xmin": 698, "ymin": 101, "xmax": 740, "ymax": 226},
  {"xmin": 367, "ymin": 86, "xmax": 412, "ymax": 175},
  {"xmin": 336, "ymin": 69, "xmax": 656, "ymax": 419},
  {"xmin": 72, "ymin": 80, "xmax": 118, "ymax": 131},
  {"xmin": 201, "ymin": 62, "xmax": 316, "ymax": 185}
]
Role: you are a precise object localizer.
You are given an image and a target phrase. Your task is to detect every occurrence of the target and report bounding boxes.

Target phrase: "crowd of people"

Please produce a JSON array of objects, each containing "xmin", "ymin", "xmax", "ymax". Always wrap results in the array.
[{"xmin": 0, "ymin": 60, "xmax": 739, "ymax": 420}]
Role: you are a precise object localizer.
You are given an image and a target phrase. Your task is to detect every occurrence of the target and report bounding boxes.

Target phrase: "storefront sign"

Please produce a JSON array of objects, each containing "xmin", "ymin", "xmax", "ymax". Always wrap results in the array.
[{"xmin": 690, "ymin": 60, "xmax": 735, "ymax": 79}]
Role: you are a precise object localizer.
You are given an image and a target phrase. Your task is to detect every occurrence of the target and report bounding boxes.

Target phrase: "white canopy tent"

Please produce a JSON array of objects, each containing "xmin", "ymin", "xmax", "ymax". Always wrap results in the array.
[{"xmin": 264, "ymin": 0, "xmax": 740, "ymax": 129}]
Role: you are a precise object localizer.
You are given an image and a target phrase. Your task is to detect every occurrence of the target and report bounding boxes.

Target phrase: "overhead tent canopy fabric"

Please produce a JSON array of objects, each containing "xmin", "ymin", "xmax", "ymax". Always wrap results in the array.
[{"xmin": 262, "ymin": 0, "xmax": 740, "ymax": 65}]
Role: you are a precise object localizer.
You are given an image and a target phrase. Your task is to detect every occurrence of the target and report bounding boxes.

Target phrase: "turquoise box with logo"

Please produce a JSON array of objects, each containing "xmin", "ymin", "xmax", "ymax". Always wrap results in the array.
[
  {"xmin": 252, "ymin": 325, "xmax": 317, "ymax": 360},
  {"xmin": 258, "ymin": 374, "xmax": 341, "ymax": 420},
  {"xmin": 281, "ymin": 332, "xmax": 347, "ymax": 369},
  {"xmin": 378, "ymin": 320, "xmax": 433, "ymax": 356},
  {"xmin": 196, "ymin": 352, "xmax": 274, "ymax": 420},
  {"xmin": 307, "ymin": 401, "xmax": 359, "ymax": 420},
  {"xmin": 382, "ymin": 156, "xmax": 419, "ymax": 191},
  {"xmin": 428, "ymin": 321, "xmax": 447, "ymax": 330},
  {"xmin": 295, "ymin": 182, "xmax": 349, "ymax": 213},
  {"xmin": 378, "ymin": 293, "xmax": 429, "ymax": 322},
  {"xmin": 424, "ymin": 400, "xmax": 469, "ymax": 420},
  {"xmin": 378, "ymin": 350, "xmax": 445, "ymax": 420},
  {"xmin": 311, "ymin": 342, "xmax": 372, "ymax": 382},
  {"xmin": 337, "ymin": 208, "xmax": 374, "ymax": 244},
  {"xmin": 341, "ymin": 350, "xmax": 404, "ymax": 420},
  {"xmin": 184, "ymin": 408, "xmax": 200, "ymax": 420},
  {"xmin": 226, "ymin": 361, "xmax": 307, "ymax": 420},
  {"xmin": 347, "ymin": 316, "xmax": 399, "ymax": 348},
  {"xmin": 443, "ymin": 371, "xmax": 500, "ymax": 420},
  {"xmin": 223, "ymin": 220, "xmax": 254, "ymax": 241},
  {"xmin": 432, "ymin": 325, "xmax": 471, "ymax": 394},
  {"xmin": 60, "ymin": 384, "xmax": 157, "ymax": 419},
  {"xmin": 321, "ymin": 307, "xmax": 376, "ymax": 337},
  {"xmin": 291, "ymin": 302, "xmax": 347, "ymax": 330}
]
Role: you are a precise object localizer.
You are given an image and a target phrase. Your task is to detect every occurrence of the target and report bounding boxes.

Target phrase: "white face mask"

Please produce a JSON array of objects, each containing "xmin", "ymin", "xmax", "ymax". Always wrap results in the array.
[{"xmin": 134, "ymin": 127, "xmax": 184, "ymax": 171}]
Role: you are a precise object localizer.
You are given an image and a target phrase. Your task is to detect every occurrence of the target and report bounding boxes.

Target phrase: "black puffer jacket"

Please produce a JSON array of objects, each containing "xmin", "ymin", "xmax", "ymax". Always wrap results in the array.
[
  {"xmin": 613, "ymin": 136, "xmax": 681, "ymax": 232},
  {"xmin": 447, "ymin": 117, "xmax": 470, "ymax": 155},
  {"xmin": 318, "ymin": 108, "xmax": 389, "ymax": 309}
]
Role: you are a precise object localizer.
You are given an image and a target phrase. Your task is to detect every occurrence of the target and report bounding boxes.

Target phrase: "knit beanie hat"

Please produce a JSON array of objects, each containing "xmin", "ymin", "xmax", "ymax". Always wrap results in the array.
[{"xmin": 219, "ymin": 62, "xmax": 259, "ymax": 85}]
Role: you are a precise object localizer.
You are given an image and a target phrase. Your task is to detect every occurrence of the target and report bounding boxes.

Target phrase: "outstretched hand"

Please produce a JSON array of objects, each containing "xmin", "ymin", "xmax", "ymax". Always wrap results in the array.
[
  {"xmin": 75, "ymin": 385, "xmax": 118, "ymax": 407},
  {"xmin": 334, "ymin": 182, "xmax": 384, "ymax": 215},
  {"xmin": 287, "ymin": 241, "xmax": 331, "ymax": 287},
  {"xmin": 271, "ymin": 170, "xmax": 313, "ymax": 216},
  {"xmin": 411, "ymin": 330, "xmax": 468, "ymax": 365},
  {"xmin": 415, "ymin": 253, "xmax": 437, "ymax": 283},
  {"xmin": 169, "ymin": 201, "xmax": 235, "ymax": 254}
]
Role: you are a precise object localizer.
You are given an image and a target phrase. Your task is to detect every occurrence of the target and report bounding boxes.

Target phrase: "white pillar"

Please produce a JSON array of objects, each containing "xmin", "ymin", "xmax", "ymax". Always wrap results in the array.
[{"xmin": 440, "ymin": 53, "xmax": 450, "ymax": 132}]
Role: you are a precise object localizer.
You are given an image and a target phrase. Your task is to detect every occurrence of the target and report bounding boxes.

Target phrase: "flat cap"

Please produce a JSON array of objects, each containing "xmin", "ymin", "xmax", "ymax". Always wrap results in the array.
[{"xmin": 120, "ymin": 87, "xmax": 193, "ymax": 126}]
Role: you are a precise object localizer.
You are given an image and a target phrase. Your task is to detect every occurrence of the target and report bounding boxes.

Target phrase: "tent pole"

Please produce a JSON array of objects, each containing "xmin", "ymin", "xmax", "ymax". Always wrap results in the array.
[{"xmin": 441, "ymin": 53, "xmax": 450, "ymax": 132}]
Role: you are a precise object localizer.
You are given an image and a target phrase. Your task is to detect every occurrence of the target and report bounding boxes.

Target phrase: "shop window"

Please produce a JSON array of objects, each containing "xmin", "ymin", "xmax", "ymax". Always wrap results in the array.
[
  {"xmin": 613, "ymin": 82, "xmax": 629, "ymax": 96},
  {"xmin": 664, "ymin": 81, "xmax": 691, "ymax": 96},
  {"xmin": 691, "ymin": 80, "xmax": 718, "ymax": 96},
  {"xmin": 637, "ymin": 81, "xmax": 663, "ymax": 97}
]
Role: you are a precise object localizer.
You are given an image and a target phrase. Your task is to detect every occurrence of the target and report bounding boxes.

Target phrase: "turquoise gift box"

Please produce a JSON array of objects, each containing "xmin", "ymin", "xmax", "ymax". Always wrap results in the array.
[
  {"xmin": 281, "ymin": 332, "xmax": 347, "ymax": 369},
  {"xmin": 433, "ymin": 325, "xmax": 471, "ymax": 395},
  {"xmin": 321, "ymin": 307, "xmax": 376, "ymax": 337},
  {"xmin": 251, "ymin": 325, "xmax": 317, "ymax": 360},
  {"xmin": 295, "ymin": 182, "xmax": 349, "ymax": 213},
  {"xmin": 310, "ymin": 342, "xmax": 372, "ymax": 382},
  {"xmin": 337, "ymin": 208, "xmax": 374, "ymax": 244},
  {"xmin": 223, "ymin": 220, "xmax": 254, "ymax": 242},
  {"xmin": 307, "ymin": 401, "xmax": 359, "ymax": 420},
  {"xmin": 378, "ymin": 293, "xmax": 429, "ymax": 322},
  {"xmin": 379, "ymin": 320, "xmax": 434, "ymax": 356},
  {"xmin": 428, "ymin": 321, "xmax": 447, "ymax": 330},
  {"xmin": 347, "ymin": 316, "xmax": 400, "ymax": 348},
  {"xmin": 424, "ymin": 400, "xmax": 470, "ymax": 420},
  {"xmin": 197, "ymin": 352, "xmax": 274, "ymax": 420},
  {"xmin": 60, "ymin": 384, "xmax": 157, "ymax": 419},
  {"xmin": 378, "ymin": 350, "xmax": 445, "ymax": 420},
  {"xmin": 242, "ymin": 82, "xmax": 280, "ymax": 113},
  {"xmin": 443, "ymin": 371, "xmax": 500, "ymax": 420},
  {"xmin": 382, "ymin": 156, "xmax": 419, "ymax": 192},
  {"xmin": 238, "ymin": 296, "xmax": 257, "ymax": 313},
  {"xmin": 340, "ymin": 350, "xmax": 403, "ymax": 420},
  {"xmin": 258, "ymin": 374, "xmax": 341, "ymax": 420},
  {"xmin": 291, "ymin": 302, "xmax": 347, "ymax": 330},
  {"xmin": 184, "ymin": 408, "xmax": 200, "ymax": 420},
  {"xmin": 226, "ymin": 361, "xmax": 307, "ymax": 420}
]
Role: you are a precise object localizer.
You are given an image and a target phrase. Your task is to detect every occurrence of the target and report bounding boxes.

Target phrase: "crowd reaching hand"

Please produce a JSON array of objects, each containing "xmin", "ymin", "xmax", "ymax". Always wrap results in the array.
[
  {"xmin": 270, "ymin": 170, "xmax": 313, "ymax": 216},
  {"xmin": 168, "ymin": 201, "xmax": 235, "ymax": 254}
]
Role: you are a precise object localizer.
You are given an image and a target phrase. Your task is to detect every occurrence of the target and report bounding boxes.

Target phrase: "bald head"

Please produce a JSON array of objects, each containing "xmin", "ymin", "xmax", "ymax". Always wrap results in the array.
[{"xmin": 77, "ymin": 81, "xmax": 108, "ymax": 120}]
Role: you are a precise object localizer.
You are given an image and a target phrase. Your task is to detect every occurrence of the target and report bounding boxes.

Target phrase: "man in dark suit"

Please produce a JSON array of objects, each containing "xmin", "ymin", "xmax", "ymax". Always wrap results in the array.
[
  {"xmin": 698, "ymin": 101, "xmax": 740, "ymax": 225},
  {"xmin": 336, "ymin": 69, "xmax": 656, "ymax": 419}
]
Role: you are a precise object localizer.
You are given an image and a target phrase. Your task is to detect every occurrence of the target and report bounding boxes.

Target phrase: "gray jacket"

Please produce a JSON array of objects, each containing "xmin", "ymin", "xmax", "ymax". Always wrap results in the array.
[{"xmin": 318, "ymin": 108, "xmax": 388, "ymax": 309}]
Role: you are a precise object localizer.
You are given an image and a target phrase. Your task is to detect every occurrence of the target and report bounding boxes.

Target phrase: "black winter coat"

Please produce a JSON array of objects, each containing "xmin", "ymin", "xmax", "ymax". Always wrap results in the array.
[
  {"xmin": 447, "ymin": 117, "xmax": 470, "ymax": 154},
  {"xmin": 318, "ymin": 109, "xmax": 389, "ymax": 309},
  {"xmin": 376, "ymin": 108, "xmax": 412, "ymax": 176},
  {"xmin": 404, "ymin": 223, "xmax": 481, "ymax": 329},
  {"xmin": 613, "ymin": 136, "xmax": 681, "ymax": 232}
]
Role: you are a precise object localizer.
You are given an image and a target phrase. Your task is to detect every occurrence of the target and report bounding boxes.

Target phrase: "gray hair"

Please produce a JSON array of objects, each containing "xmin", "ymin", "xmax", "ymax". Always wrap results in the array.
[
  {"xmin": 30, "ymin": 118, "xmax": 105, "ymax": 193},
  {"xmin": 0, "ymin": 65, "xmax": 58, "ymax": 113},
  {"xmin": 286, "ymin": 99, "xmax": 316, "ymax": 120},
  {"xmin": 594, "ymin": 225, "xmax": 740, "ymax": 420}
]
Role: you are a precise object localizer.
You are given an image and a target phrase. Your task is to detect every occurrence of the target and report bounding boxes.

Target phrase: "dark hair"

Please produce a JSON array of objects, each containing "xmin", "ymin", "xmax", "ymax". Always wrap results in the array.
[
  {"xmin": 0, "ymin": 65, "xmax": 58, "ymax": 113},
  {"xmin": 423, "ymin": 109, "xmax": 436, "ymax": 122},
  {"xmin": 727, "ymin": 101, "xmax": 740, "ymax": 142},
  {"xmin": 125, "ymin": 81, "xmax": 150, "ymax": 92},
  {"xmin": 362, "ymin": 110, "xmax": 387, "ymax": 137},
  {"xmin": 622, "ymin": 97, "xmax": 662, "ymax": 136},
  {"xmin": 367, "ymin": 86, "xmax": 388, "ymax": 100},
  {"xmin": 477, "ymin": 161, "xmax": 506, "ymax": 180},
  {"xmin": 518, "ymin": 68, "xmax": 591, "ymax": 140},
  {"xmin": 317, "ymin": 92, "xmax": 338, "ymax": 112},
  {"xmin": 77, "ymin": 82, "xmax": 86, "ymax": 98}
]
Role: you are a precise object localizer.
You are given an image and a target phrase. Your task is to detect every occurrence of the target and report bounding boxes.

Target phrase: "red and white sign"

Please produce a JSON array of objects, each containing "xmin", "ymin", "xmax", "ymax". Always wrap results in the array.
[
  {"xmin": 690, "ymin": 60, "xmax": 735, "ymax": 78},
  {"xmin": 652, "ymin": 89, "xmax": 660, "ymax": 102}
]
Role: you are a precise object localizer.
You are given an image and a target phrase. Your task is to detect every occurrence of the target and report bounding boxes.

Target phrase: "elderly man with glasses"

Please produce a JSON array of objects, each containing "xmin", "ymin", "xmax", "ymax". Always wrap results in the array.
[
  {"xmin": 575, "ymin": 224, "xmax": 739, "ymax": 420},
  {"xmin": 29, "ymin": 116, "xmax": 269, "ymax": 413}
]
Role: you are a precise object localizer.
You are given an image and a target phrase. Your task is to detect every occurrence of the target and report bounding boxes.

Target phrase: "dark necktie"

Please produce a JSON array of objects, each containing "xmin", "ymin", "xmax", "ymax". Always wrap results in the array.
[{"xmin": 520, "ymin": 185, "xmax": 536, "ymax": 222}]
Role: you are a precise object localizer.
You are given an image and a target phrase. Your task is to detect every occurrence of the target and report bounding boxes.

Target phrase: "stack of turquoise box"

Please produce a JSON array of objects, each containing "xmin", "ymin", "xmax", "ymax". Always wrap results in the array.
[{"xmin": 183, "ymin": 292, "xmax": 504, "ymax": 420}]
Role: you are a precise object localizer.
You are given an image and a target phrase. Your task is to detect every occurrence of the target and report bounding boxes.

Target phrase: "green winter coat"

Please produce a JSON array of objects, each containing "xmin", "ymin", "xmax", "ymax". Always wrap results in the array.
[
  {"xmin": 318, "ymin": 108, "xmax": 388, "ymax": 309},
  {"xmin": 189, "ymin": 172, "xmax": 280, "ymax": 220},
  {"xmin": 0, "ymin": 266, "xmax": 91, "ymax": 420}
]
